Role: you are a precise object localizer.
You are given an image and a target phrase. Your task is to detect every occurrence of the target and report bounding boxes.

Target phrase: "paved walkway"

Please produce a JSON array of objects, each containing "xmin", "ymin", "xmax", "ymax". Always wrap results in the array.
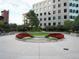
[{"xmin": 0, "ymin": 34, "xmax": 79, "ymax": 59}]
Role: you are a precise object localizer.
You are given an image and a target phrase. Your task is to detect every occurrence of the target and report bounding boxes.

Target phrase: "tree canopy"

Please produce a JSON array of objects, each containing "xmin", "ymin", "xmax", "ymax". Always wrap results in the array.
[{"xmin": 24, "ymin": 10, "xmax": 39, "ymax": 28}]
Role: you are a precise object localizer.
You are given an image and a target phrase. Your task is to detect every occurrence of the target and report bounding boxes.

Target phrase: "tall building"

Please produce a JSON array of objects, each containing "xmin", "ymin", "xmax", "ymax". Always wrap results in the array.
[
  {"xmin": 1, "ymin": 10, "xmax": 9, "ymax": 24},
  {"xmin": 33, "ymin": 0, "xmax": 79, "ymax": 28}
]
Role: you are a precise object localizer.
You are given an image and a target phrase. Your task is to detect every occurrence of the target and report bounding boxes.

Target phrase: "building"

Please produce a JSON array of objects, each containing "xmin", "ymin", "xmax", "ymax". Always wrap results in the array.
[
  {"xmin": 33, "ymin": 0, "xmax": 79, "ymax": 28},
  {"xmin": 1, "ymin": 10, "xmax": 9, "ymax": 24}
]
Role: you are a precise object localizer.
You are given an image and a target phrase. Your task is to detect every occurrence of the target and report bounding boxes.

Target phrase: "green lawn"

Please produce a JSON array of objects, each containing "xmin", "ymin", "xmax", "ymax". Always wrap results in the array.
[{"xmin": 27, "ymin": 32, "xmax": 48, "ymax": 36}]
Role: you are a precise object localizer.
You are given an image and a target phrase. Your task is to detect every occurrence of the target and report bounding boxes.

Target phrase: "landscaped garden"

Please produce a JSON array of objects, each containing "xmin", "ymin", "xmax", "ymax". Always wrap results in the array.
[{"xmin": 16, "ymin": 32, "xmax": 64, "ymax": 43}]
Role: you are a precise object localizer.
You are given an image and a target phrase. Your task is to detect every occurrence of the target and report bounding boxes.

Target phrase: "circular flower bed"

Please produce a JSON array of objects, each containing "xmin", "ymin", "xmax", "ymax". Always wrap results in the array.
[
  {"xmin": 16, "ymin": 33, "xmax": 33, "ymax": 39},
  {"xmin": 16, "ymin": 32, "xmax": 64, "ymax": 43},
  {"xmin": 46, "ymin": 33, "xmax": 64, "ymax": 39}
]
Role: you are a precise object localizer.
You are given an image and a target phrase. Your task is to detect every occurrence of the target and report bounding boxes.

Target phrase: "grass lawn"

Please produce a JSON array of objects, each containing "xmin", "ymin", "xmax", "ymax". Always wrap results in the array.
[{"xmin": 27, "ymin": 32, "xmax": 48, "ymax": 36}]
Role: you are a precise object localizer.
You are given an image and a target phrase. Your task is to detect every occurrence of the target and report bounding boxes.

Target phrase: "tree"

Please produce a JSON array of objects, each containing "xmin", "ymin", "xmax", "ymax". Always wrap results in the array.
[
  {"xmin": 0, "ymin": 21, "xmax": 4, "ymax": 28},
  {"xmin": 74, "ymin": 15, "xmax": 79, "ymax": 25},
  {"xmin": 73, "ymin": 15, "xmax": 79, "ymax": 32},
  {"xmin": 24, "ymin": 10, "xmax": 39, "ymax": 28},
  {"xmin": 64, "ymin": 20, "xmax": 74, "ymax": 31}
]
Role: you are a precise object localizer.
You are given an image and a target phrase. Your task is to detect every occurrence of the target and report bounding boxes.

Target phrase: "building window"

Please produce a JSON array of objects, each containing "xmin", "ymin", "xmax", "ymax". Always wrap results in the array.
[
  {"xmin": 70, "ymin": 9, "xmax": 72, "ymax": 13},
  {"xmin": 37, "ymin": 14, "xmax": 38, "ymax": 16},
  {"xmin": 76, "ymin": 10, "xmax": 78, "ymax": 13},
  {"xmin": 40, "ymin": 18, "xmax": 42, "ymax": 21},
  {"xmin": 75, "ymin": 0, "xmax": 78, "ymax": 1},
  {"xmin": 53, "ymin": 5, "xmax": 56, "ymax": 8},
  {"xmin": 58, "ymin": 22, "xmax": 61, "ymax": 25},
  {"xmin": 58, "ymin": 0, "xmax": 60, "ymax": 2},
  {"xmin": 44, "ymin": 12, "xmax": 46, "ymax": 15},
  {"xmin": 64, "ymin": 15, "xmax": 67, "ymax": 19},
  {"xmin": 53, "ymin": 16, "xmax": 56, "ymax": 20},
  {"xmin": 70, "ymin": 16, "xmax": 73, "ymax": 19},
  {"xmin": 73, "ymin": 10, "xmax": 75, "ymax": 13},
  {"xmin": 58, "ymin": 4, "xmax": 61, "ymax": 7},
  {"xmin": 53, "ymin": 11, "xmax": 56, "ymax": 14},
  {"xmin": 64, "ymin": 9, "xmax": 67, "ymax": 13},
  {"xmin": 48, "ymin": 12, "xmax": 51, "ymax": 15},
  {"xmin": 40, "ymin": 23, "xmax": 42, "ymax": 26},
  {"xmin": 48, "ymin": 17, "xmax": 51, "ymax": 20},
  {"xmin": 53, "ymin": 22, "xmax": 56, "ymax": 26},
  {"xmin": 70, "ymin": 3, "xmax": 72, "ymax": 6},
  {"xmin": 58, "ymin": 10, "xmax": 61, "ymax": 13},
  {"xmin": 64, "ymin": 3, "xmax": 67, "ymax": 6},
  {"xmin": 44, "ymin": 23, "xmax": 46, "ymax": 26},
  {"xmin": 40, "ymin": 13, "xmax": 42, "ymax": 16},
  {"xmin": 53, "ymin": 0, "xmax": 55, "ymax": 3},
  {"xmin": 58, "ymin": 16, "xmax": 61, "ymax": 19},
  {"xmin": 44, "ymin": 18, "xmax": 46, "ymax": 21},
  {"xmin": 76, "ymin": 4, "xmax": 78, "ymax": 7},
  {"xmin": 48, "ymin": 23, "xmax": 51, "ymax": 26}
]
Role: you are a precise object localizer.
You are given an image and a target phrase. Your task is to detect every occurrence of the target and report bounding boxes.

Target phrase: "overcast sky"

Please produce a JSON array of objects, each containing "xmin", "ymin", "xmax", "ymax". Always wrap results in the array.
[{"xmin": 0, "ymin": 0, "xmax": 44, "ymax": 25}]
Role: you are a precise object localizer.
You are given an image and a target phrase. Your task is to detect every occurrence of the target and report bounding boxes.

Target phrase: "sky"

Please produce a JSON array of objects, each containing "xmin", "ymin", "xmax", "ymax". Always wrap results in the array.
[{"xmin": 0, "ymin": 0, "xmax": 44, "ymax": 25}]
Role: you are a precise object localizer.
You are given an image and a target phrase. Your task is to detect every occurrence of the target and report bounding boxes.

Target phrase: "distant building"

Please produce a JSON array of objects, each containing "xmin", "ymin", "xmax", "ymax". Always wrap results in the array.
[
  {"xmin": 33, "ymin": 0, "xmax": 79, "ymax": 28},
  {"xmin": 1, "ymin": 10, "xmax": 9, "ymax": 24}
]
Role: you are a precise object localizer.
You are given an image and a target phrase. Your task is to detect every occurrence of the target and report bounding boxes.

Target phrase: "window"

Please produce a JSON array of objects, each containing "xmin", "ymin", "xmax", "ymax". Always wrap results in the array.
[
  {"xmin": 70, "ymin": 3, "xmax": 72, "ymax": 6},
  {"xmin": 58, "ymin": 4, "xmax": 61, "ymax": 7},
  {"xmin": 37, "ymin": 14, "xmax": 38, "ymax": 16},
  {"xmin": 58, "ymin": 16, "xmax": 61, "ymax": 19},
  {"xmin": 58, "ymin": 22, "xmax": 61, "ymax": 25},
  {"xmin": 48, "ymin": 23, "xmax": 51, "ymax": 26},
  {"xmin": 40, "ymin": 18, "xmax": 42, "ymax": 21},
  {"xmin": 58, "ymin": 0, "xmax": 60, "ymax": 2},
  {"xmin": 44, "ymin": 12, "xmax": 46, "ymax": 15},
  {"xmin": 64, "ymin": 3, "xmax": 67, "ymax": 6},
  {"xmin": 73, "ymin": 4, "xmax": 75, "ymax": 7},
  {"xmin": 40, "ymin": 23, "xmax": 42, "ymax": 26},
  {"xmin": 58, "ymin": 10, "xmax": 61, "ymax": 13},
  {"xmin": 64, "ymin": 15, "xmax": 67, "ymax": 19},
  {"xmin": 75, "ymin": 0, "xmax": 78, "ymax": 1},
  {"xmin": 44, "ymin": 18, "xmax": 46, "ymax": 21},
  {"xmin": 64, "ymin": 9, "xmax": 67, "ymax": 13},
  {"xmin": 40, "ymin": 13, "xmax": 42, "ymax": 16},
  {"xmin": 53, "ymin": 5, "xmax": 56, "ymax": 8},
  {"xmin": 70, "ymin": 9, "xmax": 72, "ymax": 13},
  {"xmin": 44, "ymin": 23, "xmax": 46, "ymax": 26},
  {"xmin": 53, "ymin": 16, "xmax": 56, "ymax": 20},
  {"xmin": 53, "ymin": 0, "xmax": 55, "ymax": 3},
  {"xmin": 48, "ymin": 17, "xmax": 51, "ymax": 20},
  {"xmin": 53, "ymin": 11, "xmax": 56, "ymax": 14},
  {"xmin": 70, "ymin": 16, "xmax": 73, "ymax": 19},
  {"xmin": 76, "ymin": 10, "xmax": 78, "ymax": 13},
  {"xmin": 76, "ymin": 4, "xmax": 78, "ymax": 7},
  {"xmin": 73, "ymin": 10, "xmax": 75, "ymax": 13},
  {"xmin": 48, "ymin": 12, "xmax": 51, "ymax": 15},
  {"xmin": 53, "ymin": 22, "xmax": 56, "ymax": 26}
]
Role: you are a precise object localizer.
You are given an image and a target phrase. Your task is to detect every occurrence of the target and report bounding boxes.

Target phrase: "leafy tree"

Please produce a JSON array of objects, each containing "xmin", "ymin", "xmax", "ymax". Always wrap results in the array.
[
  {"xmin": 24, "ymin": 10, "xmax": 39, "ymax": 28},
  {"xmin": 74, "ymin": 15, "xmax": 79, "ymax": 25},
  {"xmin": 64, "ymin": 20, "xmax": 74, "ymax": 31},
  {"xmin": 0, "ymin": 21, "xmax": 4, "ymax": 28},
  {"xmin": 73, "ymin": 15, "xmax": 79, "ymax": 32}
]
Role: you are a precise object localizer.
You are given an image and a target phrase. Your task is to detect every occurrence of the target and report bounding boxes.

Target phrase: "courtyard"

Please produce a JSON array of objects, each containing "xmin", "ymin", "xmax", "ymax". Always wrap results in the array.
[{"xmin": 0, "ymin": 33, "xmax": 79, "ymax": 59}]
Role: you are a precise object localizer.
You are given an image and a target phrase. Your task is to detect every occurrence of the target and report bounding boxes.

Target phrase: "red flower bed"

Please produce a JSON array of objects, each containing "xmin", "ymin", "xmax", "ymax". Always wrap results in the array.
[
  {"xmin": 47, "ymin": 33, "xmax": 64, "ymax": 39},
  {"xmin": 16, "ymin": 33, "xmax": 33, "ymax": 39}
]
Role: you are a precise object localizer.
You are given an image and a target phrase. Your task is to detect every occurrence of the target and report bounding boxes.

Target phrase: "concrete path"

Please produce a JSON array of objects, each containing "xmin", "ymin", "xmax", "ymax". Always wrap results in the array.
[{"xmin": 0, "ymin": 34, "xmax": 79, "ymax": 59}]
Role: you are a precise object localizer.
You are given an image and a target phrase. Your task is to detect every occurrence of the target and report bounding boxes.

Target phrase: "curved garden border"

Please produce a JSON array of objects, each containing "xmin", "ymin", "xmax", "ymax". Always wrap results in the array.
[{"xmin": 16, "ymin": 32, "xmax": 64, "ymax": 43}]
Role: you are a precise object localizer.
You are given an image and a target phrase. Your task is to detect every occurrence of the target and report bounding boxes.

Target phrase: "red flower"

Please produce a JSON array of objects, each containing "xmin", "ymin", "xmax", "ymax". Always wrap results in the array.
[
  {"xmin": 47, "ymin": 33, "xmax": 64, "ymax": 39},
  {"xmin": 16, "ymin": 33, "xmax": 33, "ymax": 39}
]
